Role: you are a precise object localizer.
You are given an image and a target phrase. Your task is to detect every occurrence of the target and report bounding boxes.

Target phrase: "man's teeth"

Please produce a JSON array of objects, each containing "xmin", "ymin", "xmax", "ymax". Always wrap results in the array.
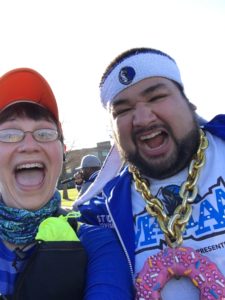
[
  {"xmin": 140, "ymin": 131, "xmax": 162, "ymax": 141},
  {"xmin": 17, "ymin": 163, "xmax": 43, "ymax": 170}
]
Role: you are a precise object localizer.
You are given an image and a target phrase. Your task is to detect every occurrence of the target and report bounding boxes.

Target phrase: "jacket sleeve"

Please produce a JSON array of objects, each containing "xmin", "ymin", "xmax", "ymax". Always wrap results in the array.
[
  {"xmin": 78, "ymin": 224, "xmax": 134, "ymax": 300},
  {"xmin": 75, "ymin": 195, "xmax": 109, "ymax": 226}
]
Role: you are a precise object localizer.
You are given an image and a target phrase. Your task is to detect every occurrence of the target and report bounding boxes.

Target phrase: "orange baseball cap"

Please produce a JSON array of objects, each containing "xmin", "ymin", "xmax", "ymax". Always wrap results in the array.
[{"xmin": 0, "ymin": 67, "xmax": 59, "ymax": 123}]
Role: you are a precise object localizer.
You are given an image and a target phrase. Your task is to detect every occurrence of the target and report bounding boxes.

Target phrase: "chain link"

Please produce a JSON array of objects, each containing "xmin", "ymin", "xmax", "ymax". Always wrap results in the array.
[{"xmin": 129, "ymin": 129, "xmax": 208, "ymax": 248}]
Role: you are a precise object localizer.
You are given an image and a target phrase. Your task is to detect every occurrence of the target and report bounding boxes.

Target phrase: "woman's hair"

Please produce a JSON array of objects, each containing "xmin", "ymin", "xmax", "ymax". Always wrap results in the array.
[{"xmin": 0, "ymin": 102, "xmax": 64, "ymax": 142}]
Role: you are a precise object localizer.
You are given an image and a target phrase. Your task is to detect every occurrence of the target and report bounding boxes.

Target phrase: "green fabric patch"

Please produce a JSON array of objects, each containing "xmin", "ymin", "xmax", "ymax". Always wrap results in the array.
[{"xmin": 35, "ymin": 212, "xmax": 79, "ymax": 241}]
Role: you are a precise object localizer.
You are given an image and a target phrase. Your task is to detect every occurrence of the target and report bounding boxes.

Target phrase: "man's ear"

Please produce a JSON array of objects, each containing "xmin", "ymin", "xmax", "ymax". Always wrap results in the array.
[{"xmin": 189, "ymin": 102, "xmax": 197, "ymax": 111}]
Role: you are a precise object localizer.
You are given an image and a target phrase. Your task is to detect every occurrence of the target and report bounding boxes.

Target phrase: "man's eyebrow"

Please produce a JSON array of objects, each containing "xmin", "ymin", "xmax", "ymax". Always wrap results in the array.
[
  {"xmin": 111, "ymin": 83, "xmax": 168, "ymax": 109},
  {"xmin": 111, "ymin": 98, "xmax": 129, "ymax": 108},
  {"xmin": 140, "ymin": 83, "xmax": 167, "ymax": 96}
]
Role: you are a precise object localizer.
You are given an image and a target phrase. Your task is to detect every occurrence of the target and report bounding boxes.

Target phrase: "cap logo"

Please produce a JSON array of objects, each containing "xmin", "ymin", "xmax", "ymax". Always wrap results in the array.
[{"xmin": 118, "ymin": 66, "xmax": 135, "ymax": 85}]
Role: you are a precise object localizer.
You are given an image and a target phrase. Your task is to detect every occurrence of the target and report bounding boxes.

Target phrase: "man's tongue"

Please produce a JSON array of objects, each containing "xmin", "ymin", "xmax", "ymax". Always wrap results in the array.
[
  {"xmin": 15, "ymin": 169, "xmax": 44, "ymax": 186},
  {"xmin": 145, "ymin": 134, "xmax": 164, "ymax": 148}
]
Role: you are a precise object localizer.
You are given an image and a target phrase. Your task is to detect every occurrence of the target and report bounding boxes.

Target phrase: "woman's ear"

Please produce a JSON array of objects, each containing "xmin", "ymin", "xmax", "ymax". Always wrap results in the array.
[
  {"xmin": 63, "ymin": 153, "xmax": 66, "ymax": 162},
  {"xmin": 63, "ymin": 144, "xmax": 66, "ymax": 161}
]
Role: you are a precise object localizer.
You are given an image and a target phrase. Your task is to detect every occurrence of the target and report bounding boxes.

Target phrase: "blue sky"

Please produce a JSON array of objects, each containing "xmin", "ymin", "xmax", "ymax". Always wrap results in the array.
[{"xmin": 1, "ymin": 0, "xmax": 225, "ymax": 149}]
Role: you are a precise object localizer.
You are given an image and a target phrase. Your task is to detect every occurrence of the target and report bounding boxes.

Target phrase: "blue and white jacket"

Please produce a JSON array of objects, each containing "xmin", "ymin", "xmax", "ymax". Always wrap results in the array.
[{"xmin": 78, "ymin": 114, "xmax": 225, "ymax": 277}]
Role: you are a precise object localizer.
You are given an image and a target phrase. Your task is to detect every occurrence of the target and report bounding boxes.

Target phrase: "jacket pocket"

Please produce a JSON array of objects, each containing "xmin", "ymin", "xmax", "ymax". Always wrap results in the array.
[{"xmin": 13, "ymin": 241, "xmax": 87, "ymax": 300}]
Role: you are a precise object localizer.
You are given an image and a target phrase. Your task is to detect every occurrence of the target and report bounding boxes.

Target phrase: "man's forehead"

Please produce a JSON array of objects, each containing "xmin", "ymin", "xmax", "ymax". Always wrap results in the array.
[{"xmin": 110, "ymin": 77, "xmax": 174, "ymax": 106}]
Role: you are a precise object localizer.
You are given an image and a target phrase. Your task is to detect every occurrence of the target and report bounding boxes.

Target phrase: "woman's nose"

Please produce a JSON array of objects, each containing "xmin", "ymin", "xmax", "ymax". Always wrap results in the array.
[{"xmin": 18, "ymin": 132, "xmax": 40, "ymax": 152}]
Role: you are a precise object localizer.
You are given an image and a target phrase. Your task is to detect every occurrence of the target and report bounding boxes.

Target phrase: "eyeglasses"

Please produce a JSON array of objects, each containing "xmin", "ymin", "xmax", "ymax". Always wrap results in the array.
[{"xmin": 0, "ymin": 128, "xmax": 60, "ymax": 143}]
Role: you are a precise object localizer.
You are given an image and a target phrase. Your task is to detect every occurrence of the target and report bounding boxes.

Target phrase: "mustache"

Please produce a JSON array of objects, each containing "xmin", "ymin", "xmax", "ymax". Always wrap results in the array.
[{"xmin": 132, "ymin": 124, "xmax": 172, "ymax": 141}]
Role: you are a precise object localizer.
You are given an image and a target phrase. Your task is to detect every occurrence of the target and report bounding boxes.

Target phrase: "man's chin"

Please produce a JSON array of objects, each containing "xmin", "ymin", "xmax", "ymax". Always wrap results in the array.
[
  {"xmin": 132, "ymin": 160, "xmax": 175, "ymax": 179},
  {"xmin": 125, "ymin": 148, "xmax": 182, "ymax": 179}
]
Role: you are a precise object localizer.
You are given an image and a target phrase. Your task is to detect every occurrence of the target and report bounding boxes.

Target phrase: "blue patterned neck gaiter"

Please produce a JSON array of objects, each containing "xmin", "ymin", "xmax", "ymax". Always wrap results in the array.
[{"xmin": 0, "ymin": 190, "xmax": 61, "ymax": 245}]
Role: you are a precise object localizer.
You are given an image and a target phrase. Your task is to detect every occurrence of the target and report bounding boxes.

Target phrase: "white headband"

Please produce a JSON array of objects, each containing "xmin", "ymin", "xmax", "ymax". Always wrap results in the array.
[{"xmin": 100, "ymin": 51, "xmax": 183, "ymax": 108}]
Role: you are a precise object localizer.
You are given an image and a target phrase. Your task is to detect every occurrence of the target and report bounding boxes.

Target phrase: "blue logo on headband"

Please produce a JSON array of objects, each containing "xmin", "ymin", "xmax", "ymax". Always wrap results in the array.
[{"xmin": 119, "ymin": 66, "xmax": 136, "ymax": 85}]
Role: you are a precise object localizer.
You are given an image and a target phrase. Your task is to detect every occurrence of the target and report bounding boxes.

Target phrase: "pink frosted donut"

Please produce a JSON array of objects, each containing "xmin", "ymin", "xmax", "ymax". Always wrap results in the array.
[{"xmin": 135, "ymin": 247, "xmax": 225, "ymax": 300}]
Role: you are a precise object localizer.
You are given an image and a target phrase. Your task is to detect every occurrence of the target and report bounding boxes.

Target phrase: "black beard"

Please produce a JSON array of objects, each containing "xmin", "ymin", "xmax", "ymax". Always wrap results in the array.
[{"xmin": 121, "ymin": 123, "xmax": 200, "ymax": 179}]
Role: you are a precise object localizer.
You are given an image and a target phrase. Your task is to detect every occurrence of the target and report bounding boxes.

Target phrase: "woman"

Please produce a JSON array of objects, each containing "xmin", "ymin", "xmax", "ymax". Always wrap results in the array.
[{"xmin": 0, "ymin": 68, "xmax": 133, "ymax": 300}]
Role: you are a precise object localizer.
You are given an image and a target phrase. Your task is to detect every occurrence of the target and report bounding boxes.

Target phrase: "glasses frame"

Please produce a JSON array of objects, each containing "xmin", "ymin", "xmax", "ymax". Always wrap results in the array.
[{"xmin": 0, "ymin": 128, "xmax": 60, "ymax": 143}]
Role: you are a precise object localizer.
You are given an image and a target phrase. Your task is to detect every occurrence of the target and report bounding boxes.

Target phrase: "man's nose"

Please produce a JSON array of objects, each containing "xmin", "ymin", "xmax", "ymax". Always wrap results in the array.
[{"xmin": 132, "ymin": 103, "xmax": 157, "ymax": 127}]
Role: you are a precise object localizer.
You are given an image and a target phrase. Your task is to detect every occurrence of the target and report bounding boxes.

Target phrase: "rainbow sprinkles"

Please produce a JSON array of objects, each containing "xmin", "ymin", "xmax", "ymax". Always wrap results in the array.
[{"xmin": 136, "ymin": 247, "xmax": 225, "ymax": 300}]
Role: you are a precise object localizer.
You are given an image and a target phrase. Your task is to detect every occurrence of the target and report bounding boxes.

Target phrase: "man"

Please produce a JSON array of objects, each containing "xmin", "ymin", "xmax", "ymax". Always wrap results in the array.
[
  {"xmin": 73, "ymin": 171, "xmax": 84, "ymax": 192},
  {"xmin": 75, "ymin": 154, "xmax": 101, "ymax": 197},
  {"xmin": 76, "ymin": 48, "xmax": 225, "ymax": 299}
]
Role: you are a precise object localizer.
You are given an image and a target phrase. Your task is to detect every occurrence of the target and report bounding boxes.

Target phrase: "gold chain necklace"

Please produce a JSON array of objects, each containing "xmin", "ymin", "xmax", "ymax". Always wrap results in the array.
[
  {"xmin": 129, "ymin": 129, "xmax": 208, "ymax": 248},
  {"xmin": 132, "ymin": 130, "xmax": 225, "ymax": 300}
]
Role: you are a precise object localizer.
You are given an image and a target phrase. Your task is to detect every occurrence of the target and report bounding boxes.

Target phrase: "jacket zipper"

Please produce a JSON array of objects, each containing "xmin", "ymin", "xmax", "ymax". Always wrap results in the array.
[{"xmin": 105, "ymin": 193, "xmax": 134, "ymax": 281}]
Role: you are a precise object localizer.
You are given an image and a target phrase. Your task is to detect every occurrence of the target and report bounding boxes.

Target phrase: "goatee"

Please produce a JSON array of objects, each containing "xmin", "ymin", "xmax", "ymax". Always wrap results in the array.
[{"xmin": 121, "ymin": 125, "xmax": 200, "ymax": 179}]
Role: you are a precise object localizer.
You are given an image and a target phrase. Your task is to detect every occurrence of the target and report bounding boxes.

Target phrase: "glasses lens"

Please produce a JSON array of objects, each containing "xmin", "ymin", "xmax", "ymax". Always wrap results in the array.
[
  {"xmin": 34, "ymin": 129, "xmax": 59, "ymax": 142},
  {"xmin": 0, "ymin": 129, "xmax": 24, "ymax": 143}
]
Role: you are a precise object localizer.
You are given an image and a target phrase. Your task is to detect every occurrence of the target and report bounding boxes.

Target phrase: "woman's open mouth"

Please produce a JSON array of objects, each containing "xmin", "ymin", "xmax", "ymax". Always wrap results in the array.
[{"xmin": 15, "ymin": 162, "xmax": 45, "ymax": 188}]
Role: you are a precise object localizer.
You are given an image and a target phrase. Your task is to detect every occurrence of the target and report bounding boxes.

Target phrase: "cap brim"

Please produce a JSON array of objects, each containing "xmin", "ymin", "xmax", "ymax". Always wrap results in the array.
[{"xmin": 74, "ymin": 167, "xmax": 82, "ymax": 171}]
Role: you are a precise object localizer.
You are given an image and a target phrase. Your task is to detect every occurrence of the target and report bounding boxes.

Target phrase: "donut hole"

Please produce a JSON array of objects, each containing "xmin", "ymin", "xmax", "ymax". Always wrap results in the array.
[{"xmin": 161, "ymin": 277, "xmax": 200, "ymax": 300}]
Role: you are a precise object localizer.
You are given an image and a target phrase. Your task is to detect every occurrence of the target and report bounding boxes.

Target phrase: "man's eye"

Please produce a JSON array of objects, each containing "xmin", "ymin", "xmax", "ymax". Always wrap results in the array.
[
  {"xmin": 113, "ymin": 108, "xmax": 131, "ymax": 118},
  {"xmin": 150, "ymin": 94, "xmax": 167, "ymax": 102}
]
